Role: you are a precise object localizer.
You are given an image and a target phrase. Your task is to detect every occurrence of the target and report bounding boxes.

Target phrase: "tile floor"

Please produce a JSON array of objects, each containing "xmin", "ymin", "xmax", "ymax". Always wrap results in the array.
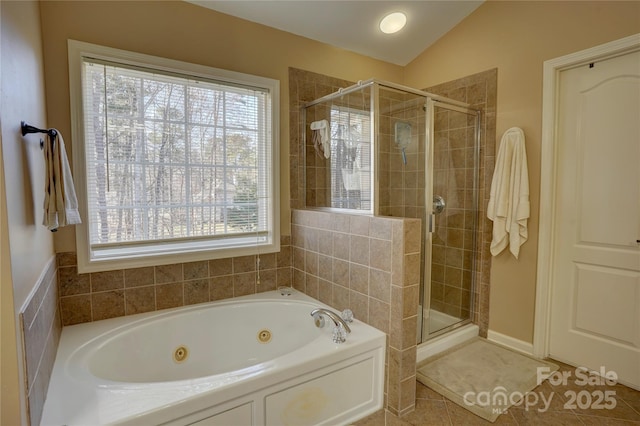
[{"xmin": 354, "ymin": 360, "xmax": 640, "ymax": 425}]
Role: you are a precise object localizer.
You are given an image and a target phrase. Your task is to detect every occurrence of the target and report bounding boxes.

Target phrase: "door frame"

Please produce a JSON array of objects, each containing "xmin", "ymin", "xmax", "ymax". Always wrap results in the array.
[{"xmin": 533, "ymin": 33, "xmax": 640, "ymax": 359}]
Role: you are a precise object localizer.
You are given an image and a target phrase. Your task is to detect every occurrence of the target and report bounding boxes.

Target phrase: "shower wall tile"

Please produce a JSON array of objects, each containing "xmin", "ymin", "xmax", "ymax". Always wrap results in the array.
[
  {"xmin": 288, "ymin": 68, "xmax": 497, "ymax": 414},
  {"xmin": 350, "ymin": 263, "xmax": 369, "ymax": 294},
  {"xmin": 56, "ymin": 235, "xmax": 292, "ymax": 326},
  {"xmin": 288, "ymin": 68, "xmax": 355, "ymax": 209},
  {"xmin": 291, "ymin": 208, "xmax": 419, "ymax": 415},
  {"xmin": 370, "ymin": 239, "xmax": 392, "ymax": 272},
  {"xmin": 399, "ymin": 376, "xmax": 417, "ymax": 414},
  {"xmin": 403, "ymin": 285, "xmax": 420, "ymax": 318},
  {"xmin": 404, "ymin": 254, "xmax": 421, "ymax": 286},
  {"xmin": 370, "ymin": 269, "xmax": 392, "ymax": 303},
  {"xmin": 350, "ymin": 215, "xmax": 370, "ymax": 236}
]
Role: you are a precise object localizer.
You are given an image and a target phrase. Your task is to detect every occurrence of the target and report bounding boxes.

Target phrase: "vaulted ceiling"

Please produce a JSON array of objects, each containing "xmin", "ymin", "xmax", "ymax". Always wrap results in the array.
[{"xmin": 187, "ymin": 1, "xmax": 484, "ymax": 66}]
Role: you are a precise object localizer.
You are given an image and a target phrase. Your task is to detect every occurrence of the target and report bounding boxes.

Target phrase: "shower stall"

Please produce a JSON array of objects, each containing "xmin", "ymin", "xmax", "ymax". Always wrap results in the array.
[{"xmin": 303, "ymin": 79, "xmax": 481, "ymax": 347}]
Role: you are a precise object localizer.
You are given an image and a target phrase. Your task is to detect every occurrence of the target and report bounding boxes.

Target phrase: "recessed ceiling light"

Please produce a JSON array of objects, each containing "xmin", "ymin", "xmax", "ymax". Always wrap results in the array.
[{"xmin": 379, "ymin": 12, "xmax": 407, "ymax": 34}]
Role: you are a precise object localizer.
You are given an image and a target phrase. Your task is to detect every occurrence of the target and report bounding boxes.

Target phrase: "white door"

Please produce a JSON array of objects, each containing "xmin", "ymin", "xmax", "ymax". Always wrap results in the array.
[{"xmin": 550, "ymin": 49, "xmax": 640, "ymax": 389}]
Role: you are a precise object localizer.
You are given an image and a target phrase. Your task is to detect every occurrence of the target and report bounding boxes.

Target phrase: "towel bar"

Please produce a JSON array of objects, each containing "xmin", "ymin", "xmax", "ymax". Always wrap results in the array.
[{"xmin": 21, "ymin": 121, "xmax": 57, "ymax": 149}]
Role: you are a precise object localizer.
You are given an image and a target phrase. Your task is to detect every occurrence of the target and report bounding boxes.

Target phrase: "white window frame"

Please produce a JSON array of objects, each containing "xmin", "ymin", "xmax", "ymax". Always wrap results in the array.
[{"xmin": 68, "ymin": 40, "xmax": 279, "ymax": 273}]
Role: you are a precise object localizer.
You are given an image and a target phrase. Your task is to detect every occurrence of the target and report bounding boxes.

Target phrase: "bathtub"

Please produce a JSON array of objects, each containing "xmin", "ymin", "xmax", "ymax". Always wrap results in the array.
[{"xmin": 41, "ymin": 290, "xmax": 386, "ymax": 425}]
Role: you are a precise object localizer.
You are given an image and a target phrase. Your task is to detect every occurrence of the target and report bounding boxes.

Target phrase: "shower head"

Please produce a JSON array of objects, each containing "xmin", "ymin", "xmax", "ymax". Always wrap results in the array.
[{"xmin": 394, "ymin": 121, "xmax": 412, "ymax": 148}]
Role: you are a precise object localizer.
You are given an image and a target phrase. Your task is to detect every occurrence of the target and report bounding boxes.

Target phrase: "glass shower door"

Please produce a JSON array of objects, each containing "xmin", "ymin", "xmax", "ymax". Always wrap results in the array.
[
  {"xmin": 368, "ymin": 84, "xmax": 479, "ymax": 344},
  {"xmin": 422, "ymin": 99, "xmax": 480, "ymax": 340}
]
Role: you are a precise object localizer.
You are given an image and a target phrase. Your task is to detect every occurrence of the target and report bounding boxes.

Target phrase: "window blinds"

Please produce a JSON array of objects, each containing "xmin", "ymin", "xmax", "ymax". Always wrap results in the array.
[{"xmin": 81, "ymin": 59, "xmax": 272, "ymax": 246}]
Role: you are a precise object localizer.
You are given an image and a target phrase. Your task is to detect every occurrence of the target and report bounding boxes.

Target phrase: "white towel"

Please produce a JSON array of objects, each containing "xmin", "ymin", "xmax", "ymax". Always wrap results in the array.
[
  {"xmin": 43, "ymin": 130, "xmax": 81, "ymax": 231},
  {"xmin": 310, "ymin": 119, "xmax": 330, "ymax": 159},
  {"xmin": 487, "ymin": 127, "xmax": 530, "ymax": 259}
]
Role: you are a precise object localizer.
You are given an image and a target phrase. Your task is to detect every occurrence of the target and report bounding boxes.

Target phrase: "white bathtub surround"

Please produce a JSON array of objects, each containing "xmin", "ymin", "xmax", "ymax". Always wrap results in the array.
[{"xmin": 41, "ymin": 290, "xmax": 385, "ymax": 425}]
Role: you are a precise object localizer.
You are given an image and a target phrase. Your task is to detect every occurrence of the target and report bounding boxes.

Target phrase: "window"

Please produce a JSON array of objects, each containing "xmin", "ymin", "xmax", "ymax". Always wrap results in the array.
[
  {"xmin": 68, "ymin": 41, "xmax": 279, "ymax": 272},
  {"xmin": 329, "ymin": 107, "xmax": 372, "ymax": 211}
]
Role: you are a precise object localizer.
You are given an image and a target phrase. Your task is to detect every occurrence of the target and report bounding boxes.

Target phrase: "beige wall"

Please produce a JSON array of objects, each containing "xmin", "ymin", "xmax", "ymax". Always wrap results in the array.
[
  {"xmin": 0, "ymin": 5, "xmax": 16, "ymax": 422},
  {"xmin": 39, "ymin": 0, "xmax": 404, "ymax": 253},
  {"xmin": 404, "ymin": 1, "xmax": 640, "ymax": 343},
  {"xmin": 1, "ymin": 122, "xmax": 21, "ymax": 426},
  {"xmin": 1, "ymin": 1, "xmax": 56, "ymax": 423},
  {"xmin": 1, "ymin": 0, "xmax": 55, "ymax": 311}
]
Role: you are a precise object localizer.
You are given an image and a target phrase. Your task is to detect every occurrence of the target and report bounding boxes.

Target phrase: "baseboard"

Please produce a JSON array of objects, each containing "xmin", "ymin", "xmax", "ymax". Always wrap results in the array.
[{"xmin": 487, "ymin": 330, "xmax": 534, "ymax": 356}]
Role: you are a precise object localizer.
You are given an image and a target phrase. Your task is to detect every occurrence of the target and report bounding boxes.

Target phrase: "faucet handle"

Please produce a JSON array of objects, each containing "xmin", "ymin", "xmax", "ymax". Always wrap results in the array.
[
  {"xmin": 332, "ymin": 326, "xmax": 347, "ymax": 343},
  {"xmin": 341, "ymin": 309, "xmax": 354, "ymax": 323}
]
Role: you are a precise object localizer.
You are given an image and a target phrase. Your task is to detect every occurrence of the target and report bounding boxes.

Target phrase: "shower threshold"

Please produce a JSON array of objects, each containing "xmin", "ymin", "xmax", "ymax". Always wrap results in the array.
[{"xmin": 417, "ymin": 323, "xmax": 479, "ymax": 363}]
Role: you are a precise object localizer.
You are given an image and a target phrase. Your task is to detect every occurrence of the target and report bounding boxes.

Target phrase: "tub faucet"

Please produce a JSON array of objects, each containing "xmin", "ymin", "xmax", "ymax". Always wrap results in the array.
[{"xmin": 310, "ymin": 308, "xmax": 351, "ymax": 343}]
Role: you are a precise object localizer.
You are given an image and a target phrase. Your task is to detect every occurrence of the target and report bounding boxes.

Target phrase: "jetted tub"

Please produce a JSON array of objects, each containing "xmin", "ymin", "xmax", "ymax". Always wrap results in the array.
[{"xmin": 41, "ymin": 290, "xmax": 386, "ymax": 425}]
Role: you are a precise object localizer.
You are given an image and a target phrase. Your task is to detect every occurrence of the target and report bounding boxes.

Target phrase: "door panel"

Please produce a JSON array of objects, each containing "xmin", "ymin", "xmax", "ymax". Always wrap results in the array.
[
  {"xmin": 574, "ymin": 263, "xmax": 639, "ymax": 345},
  {"xmin": 550, "ymin": 49, "xmax": 640, "ymax": 389},
  {"xmin": 577, "ymin": 74, "xmax": 640, "ymax": 247}
]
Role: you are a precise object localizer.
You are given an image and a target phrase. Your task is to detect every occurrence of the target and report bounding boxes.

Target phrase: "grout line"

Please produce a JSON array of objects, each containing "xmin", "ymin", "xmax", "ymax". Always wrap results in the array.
[{"xmin": 441, "ymin": 399, "xmax": 455, "ymax": 426}]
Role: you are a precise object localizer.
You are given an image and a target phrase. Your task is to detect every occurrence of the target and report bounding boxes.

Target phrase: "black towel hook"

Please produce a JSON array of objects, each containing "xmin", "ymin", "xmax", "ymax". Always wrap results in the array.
[{"xmin": 21, "ymin": 121, "xmax": 57, "ymax": 150}]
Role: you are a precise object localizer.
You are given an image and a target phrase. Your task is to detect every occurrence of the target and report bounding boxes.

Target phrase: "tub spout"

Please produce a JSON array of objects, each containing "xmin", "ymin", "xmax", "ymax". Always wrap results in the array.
[{"xmin": 310, "ymin": 308, "xmax": 351, "ymax": 343}]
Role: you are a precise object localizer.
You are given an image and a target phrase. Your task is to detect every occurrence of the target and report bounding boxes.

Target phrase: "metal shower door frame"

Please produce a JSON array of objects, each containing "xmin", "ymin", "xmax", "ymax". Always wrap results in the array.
[{"xmin": 421, "ymin": 98, "xmax": 481, "ymax": 342}]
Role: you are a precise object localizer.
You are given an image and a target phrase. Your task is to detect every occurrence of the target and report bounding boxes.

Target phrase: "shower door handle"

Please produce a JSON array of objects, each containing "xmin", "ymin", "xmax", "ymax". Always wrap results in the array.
[
  {"xmin": 433, "ymin": 195, "xmax": 445, "ymax": 214},
  {"xmin": 429, "ymin": 196, "xmax": 445, "ymax": 233}
]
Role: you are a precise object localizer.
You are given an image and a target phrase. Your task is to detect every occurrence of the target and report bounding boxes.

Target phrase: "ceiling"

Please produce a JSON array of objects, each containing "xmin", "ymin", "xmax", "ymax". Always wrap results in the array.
[{"xmin": 187, "ymin": 1, "xmax": 484, "ymax": 66}]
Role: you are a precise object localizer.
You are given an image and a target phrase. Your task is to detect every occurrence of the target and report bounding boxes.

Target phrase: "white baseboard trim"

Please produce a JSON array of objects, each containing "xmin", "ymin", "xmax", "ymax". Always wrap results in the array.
[{"xmin": 487, "ymin": 330, "xmax": 534, "ymax": 356}]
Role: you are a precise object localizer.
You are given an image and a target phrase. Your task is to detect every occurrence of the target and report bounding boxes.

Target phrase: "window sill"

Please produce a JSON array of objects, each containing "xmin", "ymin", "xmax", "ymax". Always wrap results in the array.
[{"xmin": 77, "ymin": 237, "xmax": 279, "ymax": 274}]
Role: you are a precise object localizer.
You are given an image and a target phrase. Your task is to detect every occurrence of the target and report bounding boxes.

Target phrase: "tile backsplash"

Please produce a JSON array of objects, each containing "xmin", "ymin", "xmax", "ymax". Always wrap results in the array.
[
  {"xmin": 288, "ymin": 67, "xmax": 354, "ymax": 210},
  {"xmin": 57, "ymin": 236, "xmax": 292, "ymax": 326}
]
